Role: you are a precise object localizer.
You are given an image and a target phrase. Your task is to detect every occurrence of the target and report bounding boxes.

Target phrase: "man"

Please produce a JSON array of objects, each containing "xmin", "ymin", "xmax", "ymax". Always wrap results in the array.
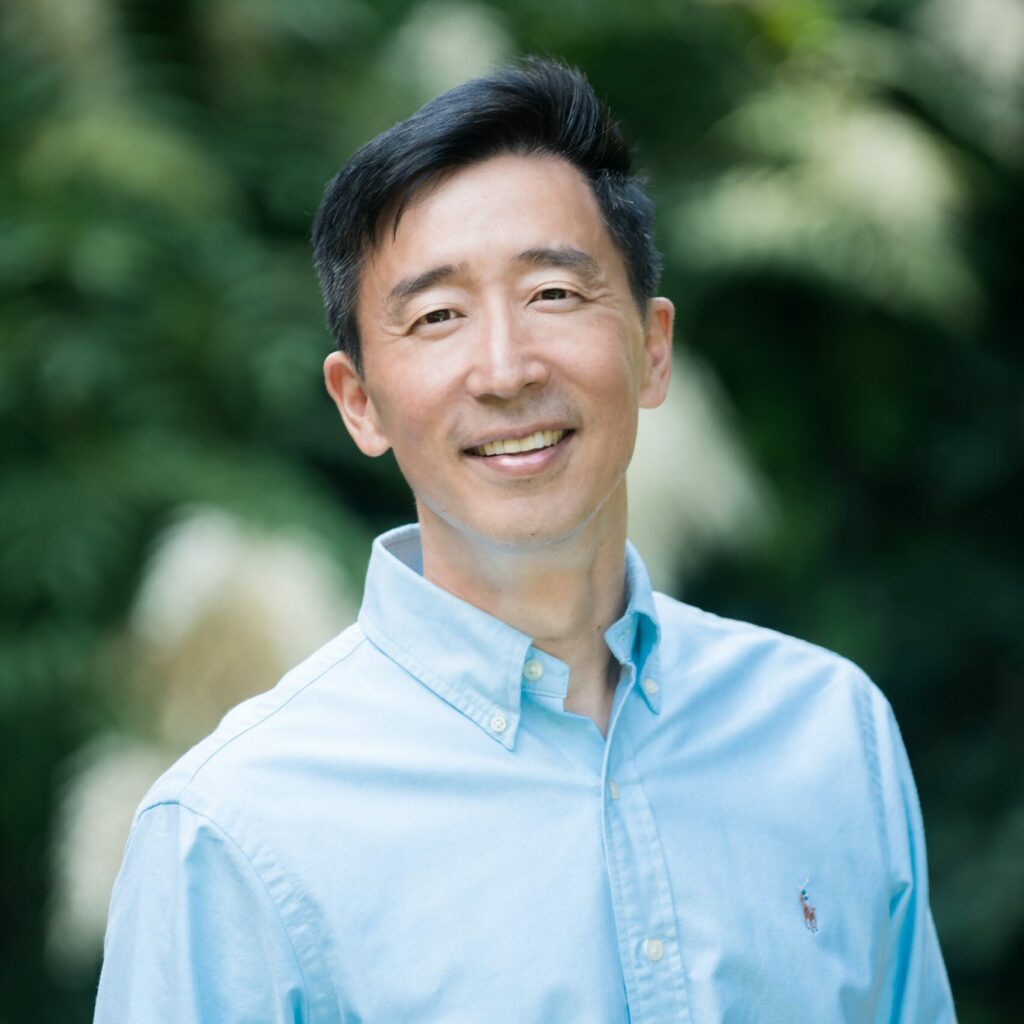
[{"xmin": 95, "ymin": 59, "xmax": 956, "ymax": 1022}]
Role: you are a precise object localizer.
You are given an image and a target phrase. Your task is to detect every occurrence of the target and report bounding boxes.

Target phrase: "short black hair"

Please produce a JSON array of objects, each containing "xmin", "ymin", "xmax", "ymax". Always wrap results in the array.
[{"xmin": 312, "ymin": 56, "xmax": 662, "ymax": 375}]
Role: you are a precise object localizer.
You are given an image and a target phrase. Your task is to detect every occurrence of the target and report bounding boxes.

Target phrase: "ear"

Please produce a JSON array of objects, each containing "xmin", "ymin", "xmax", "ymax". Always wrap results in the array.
[
  {"xmin": 638, "ymin": 297, "xmax": 674, "ymax": 409},
  {"xmin": 323, "ymin": 351, "xmax": 392, "ymax": 457}
]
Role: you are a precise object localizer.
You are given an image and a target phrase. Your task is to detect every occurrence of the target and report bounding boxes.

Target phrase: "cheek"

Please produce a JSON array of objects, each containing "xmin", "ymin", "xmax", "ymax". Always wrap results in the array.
[
  {"xmin": 371, "ymin": 366, "xmax": 432, "ymax": 436},
  {"xmin": 566, "ymin": 348, "xmax": 640, "ymax": 408},
  {"xmin": 559, "ymin": 310, "xmax": 642, "ymax": 385},
  {"xmin": 375, "ymin": 391, "xmax": 457, "ymax": 481}
]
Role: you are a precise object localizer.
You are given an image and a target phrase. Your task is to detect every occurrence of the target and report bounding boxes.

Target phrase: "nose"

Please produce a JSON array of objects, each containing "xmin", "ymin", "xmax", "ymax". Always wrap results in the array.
[{"xmin": 465, "ymin": 305, "xmax": 548, "ymax": 400}]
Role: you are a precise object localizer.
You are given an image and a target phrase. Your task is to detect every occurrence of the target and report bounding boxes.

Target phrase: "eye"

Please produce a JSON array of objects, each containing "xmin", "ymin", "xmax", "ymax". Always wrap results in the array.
[
  {"xmin": 534, "ymin": 287, "xmax": 575, "ymax": 302},
  {"xmin": 414, "ymin": 308, "xmax": 460, "ymax": 327}
]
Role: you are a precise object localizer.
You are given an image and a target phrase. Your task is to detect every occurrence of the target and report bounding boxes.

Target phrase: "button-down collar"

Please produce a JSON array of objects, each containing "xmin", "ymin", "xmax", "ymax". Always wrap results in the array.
[{"xmin": 357, "ymin": 524, "xmax": 662, "ymax": 746}]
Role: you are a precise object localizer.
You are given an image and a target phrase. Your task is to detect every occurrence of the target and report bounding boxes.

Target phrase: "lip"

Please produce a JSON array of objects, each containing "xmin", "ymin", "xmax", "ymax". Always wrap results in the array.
[
  {"xmin": 463, "ymin": 429, "xmax": 575, "ymax": 479},
  {"xmin": 461, "ymin": 423, "xmax": 575, "ymax": 452}
]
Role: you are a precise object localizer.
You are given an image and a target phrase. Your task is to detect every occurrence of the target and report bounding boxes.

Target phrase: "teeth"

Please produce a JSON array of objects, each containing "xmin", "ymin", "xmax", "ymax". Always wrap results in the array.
[{"xmin": 471, "ymin": 429, "xmax": 567, "ymax": 457}]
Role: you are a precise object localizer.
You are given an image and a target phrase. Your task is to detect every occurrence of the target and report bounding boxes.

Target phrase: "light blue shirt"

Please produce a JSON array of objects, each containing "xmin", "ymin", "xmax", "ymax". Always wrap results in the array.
[{"xmin": 95, "ymin": 524, "xmax": 955, "ymax": 1022}]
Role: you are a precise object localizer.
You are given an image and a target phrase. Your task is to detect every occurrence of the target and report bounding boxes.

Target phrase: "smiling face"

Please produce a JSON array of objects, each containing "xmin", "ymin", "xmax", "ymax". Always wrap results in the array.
[{"xmin": 324, "ymin": 153, "xmax": 673, "ymax": 556}]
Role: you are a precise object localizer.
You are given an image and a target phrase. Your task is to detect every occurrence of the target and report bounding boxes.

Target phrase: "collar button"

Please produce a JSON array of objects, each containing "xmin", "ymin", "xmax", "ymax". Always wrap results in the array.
[
  {"xmin": 522, "ymin": 658, "xmax": 544, "ymax": 682},
  {"xmin": 489, "ymin": 713, "xmax": 509, "ymax": 734}
]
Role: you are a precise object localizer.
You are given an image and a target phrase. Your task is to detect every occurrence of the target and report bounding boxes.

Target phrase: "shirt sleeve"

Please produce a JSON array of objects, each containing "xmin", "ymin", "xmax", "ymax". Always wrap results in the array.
[
  {"xmin": 875, "ymin": 695, "xmax": 958, "ymax": 1022},
  {"xmin": 94, "ymin": 800, "xmax": 308, "ymax": 1024}
]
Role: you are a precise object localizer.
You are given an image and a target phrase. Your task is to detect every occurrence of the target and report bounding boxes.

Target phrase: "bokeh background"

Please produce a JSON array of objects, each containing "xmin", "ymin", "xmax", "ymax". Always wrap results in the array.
[{"xmin": 2, "ymin": 0, "xmax": 1022, "ymax": 1020}]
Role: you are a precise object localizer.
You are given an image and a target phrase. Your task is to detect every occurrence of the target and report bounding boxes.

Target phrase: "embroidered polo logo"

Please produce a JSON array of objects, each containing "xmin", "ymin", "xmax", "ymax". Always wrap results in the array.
[{"xmin": 800, "ymin": 879, "xmax": 818, "ymax": 932}]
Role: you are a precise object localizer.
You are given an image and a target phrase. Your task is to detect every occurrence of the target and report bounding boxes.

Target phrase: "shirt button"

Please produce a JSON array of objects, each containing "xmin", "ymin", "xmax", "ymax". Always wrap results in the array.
[
  {"xmin": 645, "ymin": 938, "xmax": 665, "ymax": 962},
  {"xmin": 490, "ymin": 713, "xmax": 508, "ymax": 734},
  {"xmin": 608, "ymin": 780, "xmax": 620, "ymax": 801},
  {"xmin": 522, "ymin": 658, "xmax": 544, "ymax": 681},
  {"xmin": 642, "ymin": 677, "xmax": 659, "ymax": 696}
]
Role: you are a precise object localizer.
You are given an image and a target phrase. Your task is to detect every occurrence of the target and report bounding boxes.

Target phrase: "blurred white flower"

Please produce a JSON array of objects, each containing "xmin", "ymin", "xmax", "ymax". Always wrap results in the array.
[
  {"xmin": 46, "ymin": 736, "xmax": 174, "ymax": 978},
  {"xmin": 918, "ymin": 0, "xmax": 1024, "ymax": 96},
  {"xmin": 628, "ymin": 352, "xmax": 772, "ymax": 590},
  {"xmin": 379, "ymin": 1, "xmax": 512, "ymax": 101},
  {"xmin": 916, "ymin": 0, "xmax": 1024, "ymax": 159},
  {"xmin": 672, "ymin": 82, "xmax": 979, "ymax": 327},
  {"xmin": 47, "ymin": 507, "xmax": 359, "ymax": 973},
  {"xmin": 131, "ymin": 508, "xmax": 359, "ymax": 748},
  {"xmin": 812, "ymin": 104, "xmax": 959, "ymax": 224}
]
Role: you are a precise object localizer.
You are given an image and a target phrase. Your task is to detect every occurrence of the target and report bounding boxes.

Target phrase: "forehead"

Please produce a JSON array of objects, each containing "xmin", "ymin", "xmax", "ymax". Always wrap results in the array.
[{"xmin": 359, "ymin": 154, "xmax": 623, "ymax": 307}]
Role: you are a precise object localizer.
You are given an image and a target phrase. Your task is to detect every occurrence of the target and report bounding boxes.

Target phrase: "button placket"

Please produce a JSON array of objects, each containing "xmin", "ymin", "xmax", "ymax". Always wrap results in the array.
[{"xmin": 600, "ymin": 721, "xmax": 691, "ymax": 1022}]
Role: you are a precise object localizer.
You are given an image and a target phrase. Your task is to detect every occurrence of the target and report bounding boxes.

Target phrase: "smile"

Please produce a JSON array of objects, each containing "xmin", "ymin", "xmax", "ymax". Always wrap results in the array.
[{"xmin": 466, "ymin": 429, "xmax": 570, "ymax": 457}]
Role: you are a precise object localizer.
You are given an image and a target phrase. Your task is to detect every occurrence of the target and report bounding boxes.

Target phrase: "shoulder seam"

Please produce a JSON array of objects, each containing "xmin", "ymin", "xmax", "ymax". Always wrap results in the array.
[
  {"xmin": 653, "ymin": 591, "xmax": 869, "ymax": 678},
  {"xmin": 165, "ymin": 630, "xmax": 369, "ymax": 805}
]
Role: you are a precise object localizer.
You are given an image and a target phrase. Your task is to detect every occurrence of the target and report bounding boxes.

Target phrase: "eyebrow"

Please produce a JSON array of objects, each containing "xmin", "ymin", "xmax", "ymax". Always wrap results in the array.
[{"xmin": 512, "ymin": 247, "xmax": 602, "ymax": 288}]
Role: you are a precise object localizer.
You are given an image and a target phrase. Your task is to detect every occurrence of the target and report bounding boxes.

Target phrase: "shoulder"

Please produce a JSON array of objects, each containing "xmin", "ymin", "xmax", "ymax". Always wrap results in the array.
[
  {"xmin": 134, "ymin": 622, "xmax": 371, "ymax": 824},
  {"xmin": 651, "ymin": 590, "xmax": 895, "ymax": 743},
  {"xmin": 655, "ymin": 590, "xmax": 882, "ymax": 691}
]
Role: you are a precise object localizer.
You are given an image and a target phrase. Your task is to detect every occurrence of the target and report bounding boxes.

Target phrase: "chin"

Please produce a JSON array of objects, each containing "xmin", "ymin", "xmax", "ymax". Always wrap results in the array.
[
  {"xmin": 465, "ymin": 505, "xmax": 597, "ymax": 552},
  {"xmin": 417, "ymin": 485, "xmax": 613, "ymax": 553}
]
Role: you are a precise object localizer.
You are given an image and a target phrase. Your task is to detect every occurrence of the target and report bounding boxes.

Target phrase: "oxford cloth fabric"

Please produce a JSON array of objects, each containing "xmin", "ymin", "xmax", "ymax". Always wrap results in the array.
[{"xmin": 95, "ymin": 523, "xmax": 956, "ymax": 1023}]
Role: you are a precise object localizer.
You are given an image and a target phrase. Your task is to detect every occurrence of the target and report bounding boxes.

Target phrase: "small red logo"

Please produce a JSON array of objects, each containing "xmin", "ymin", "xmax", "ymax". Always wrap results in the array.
[{"xmin": 800, "ymin": 880, "xmax": 818, "ymax": 932}]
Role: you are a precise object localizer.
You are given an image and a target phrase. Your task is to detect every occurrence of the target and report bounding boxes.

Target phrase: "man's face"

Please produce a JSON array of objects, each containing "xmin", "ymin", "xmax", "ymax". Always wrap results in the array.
[{"xmin": 325, "ymin": 153, "xmax": 672, "ymax": 551}]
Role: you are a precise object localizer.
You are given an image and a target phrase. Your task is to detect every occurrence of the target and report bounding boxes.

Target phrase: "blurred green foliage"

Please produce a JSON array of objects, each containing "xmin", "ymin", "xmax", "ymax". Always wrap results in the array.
[{"xmin": 1, "ymin": 0, "xmax": 1021, "ymax": 1019}]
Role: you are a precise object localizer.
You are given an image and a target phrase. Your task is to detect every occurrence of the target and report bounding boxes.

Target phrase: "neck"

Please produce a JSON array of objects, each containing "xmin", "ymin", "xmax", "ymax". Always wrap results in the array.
[{"xmin": 418, "ymin": 486, "xmax": 629, "ymax": 721}]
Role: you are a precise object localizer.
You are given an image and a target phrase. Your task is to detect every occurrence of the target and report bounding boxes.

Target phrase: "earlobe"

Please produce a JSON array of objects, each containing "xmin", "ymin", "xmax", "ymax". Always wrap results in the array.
[
  {"xmin": 638, "ymin": 297, "xmax": 674, "ymax": 409},
  {"xmin": 323, "ymin": 351, "xmax": 392, "ymax": 457}
]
